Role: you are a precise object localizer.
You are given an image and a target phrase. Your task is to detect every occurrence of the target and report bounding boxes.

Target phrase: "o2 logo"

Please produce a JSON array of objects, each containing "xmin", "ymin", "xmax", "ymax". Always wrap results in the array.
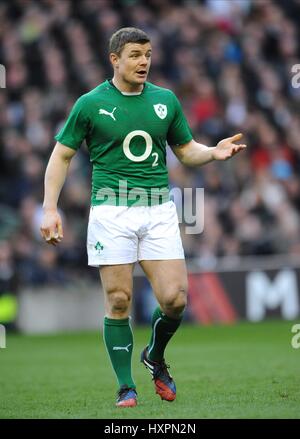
[
  {"xmin": 123, "ymin": 130, "xmax": 159, "ymax": 167},
  {"xmin": 291, "ymin": 324, "xmax": 300, "ymax": 349}
]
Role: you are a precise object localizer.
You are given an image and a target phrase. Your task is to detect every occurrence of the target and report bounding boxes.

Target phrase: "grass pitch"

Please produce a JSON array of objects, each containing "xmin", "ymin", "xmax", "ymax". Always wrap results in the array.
[{"xmin": 0, "ymin": 320, "xmax": 299, "ymax": 419}]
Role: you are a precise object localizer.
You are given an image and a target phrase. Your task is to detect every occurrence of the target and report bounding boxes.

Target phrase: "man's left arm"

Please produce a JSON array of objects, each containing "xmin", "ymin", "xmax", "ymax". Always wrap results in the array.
[{"xmin": 171, "ymin": 133, "xmax": 246, "ymax": 166}]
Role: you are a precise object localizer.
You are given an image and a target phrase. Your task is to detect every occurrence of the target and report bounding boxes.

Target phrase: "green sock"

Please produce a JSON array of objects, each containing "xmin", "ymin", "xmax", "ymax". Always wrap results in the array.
[
  {"xmin": 103, "ymin": 316, "xmax": 136, "ymax": 389},
  {"xmin": 148, "ymin": 307, "xmax": 183, "ymax": 362}
]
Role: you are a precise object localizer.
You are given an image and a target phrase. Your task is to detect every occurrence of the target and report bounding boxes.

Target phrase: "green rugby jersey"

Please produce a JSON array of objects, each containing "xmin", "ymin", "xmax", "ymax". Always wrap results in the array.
[{"xmin": 55, "ymin": 80, "xmax": 193, "ymax": 206}]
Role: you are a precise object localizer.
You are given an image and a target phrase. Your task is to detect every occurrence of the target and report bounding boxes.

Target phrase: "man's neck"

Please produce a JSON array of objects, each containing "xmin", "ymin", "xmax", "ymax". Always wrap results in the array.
[{"xmin": 112, "ymin": 76, "xmax": 144, "ymax": 94}]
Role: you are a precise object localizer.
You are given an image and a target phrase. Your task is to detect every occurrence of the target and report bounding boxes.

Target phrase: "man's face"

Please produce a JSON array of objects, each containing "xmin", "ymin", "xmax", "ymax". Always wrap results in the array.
[{"xmin": 111, "ymin": 42, "xmax": 152, "ymax": 86}]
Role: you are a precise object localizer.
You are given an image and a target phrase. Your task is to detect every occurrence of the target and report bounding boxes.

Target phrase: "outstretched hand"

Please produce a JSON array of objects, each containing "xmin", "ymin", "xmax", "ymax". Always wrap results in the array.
[{"xmin": 212, "ymin": 133, "xmax": 247, "ymax": 161}]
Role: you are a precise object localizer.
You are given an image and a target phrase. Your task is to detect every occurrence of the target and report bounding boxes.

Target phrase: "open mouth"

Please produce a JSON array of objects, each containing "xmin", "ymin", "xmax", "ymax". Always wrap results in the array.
[{"xmin": 136, "ymin": 70, "xmax": 147, "ymax": 76}]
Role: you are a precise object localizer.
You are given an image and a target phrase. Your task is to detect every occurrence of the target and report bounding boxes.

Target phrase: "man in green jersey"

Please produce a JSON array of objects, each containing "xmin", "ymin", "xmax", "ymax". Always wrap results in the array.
[{"xmin": 40, "ymin": 27, "xmax": 246, "ymax": 408}]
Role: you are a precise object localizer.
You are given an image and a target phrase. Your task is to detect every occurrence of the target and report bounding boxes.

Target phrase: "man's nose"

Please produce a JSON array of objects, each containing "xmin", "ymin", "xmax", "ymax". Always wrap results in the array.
[{"xmin": 140, "ymin": 55, "xmax": 148, "ymax": 65}]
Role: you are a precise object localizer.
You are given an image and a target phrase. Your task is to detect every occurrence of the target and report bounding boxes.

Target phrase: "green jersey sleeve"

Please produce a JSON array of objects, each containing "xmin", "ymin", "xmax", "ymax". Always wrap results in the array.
[
  {"xmin": 54, "ymin": 96, "xmax": 90, "ymax": 150},
  {"xmin": 167, "ymin": 93, "xmax": 193, "ymax": 146}
]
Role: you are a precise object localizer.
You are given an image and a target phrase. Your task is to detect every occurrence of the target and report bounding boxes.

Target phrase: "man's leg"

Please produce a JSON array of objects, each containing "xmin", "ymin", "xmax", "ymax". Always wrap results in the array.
[
  {"xmin": 100, "ymin": 263, "xmax": 137, "ymax": 406},
  {"xmin": 139, "ymin": 259, "xmax": 188, "ymax": 400},
  {"xmin": 140, "ymin": 259, "xmax": 187, "ymax": 361}
]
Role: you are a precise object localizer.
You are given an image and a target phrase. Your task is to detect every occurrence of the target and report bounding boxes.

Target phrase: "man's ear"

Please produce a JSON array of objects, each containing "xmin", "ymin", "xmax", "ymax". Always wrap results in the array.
[{"xmin": 110, "ymin": 53, "xmax": 119, "ymax": 69}]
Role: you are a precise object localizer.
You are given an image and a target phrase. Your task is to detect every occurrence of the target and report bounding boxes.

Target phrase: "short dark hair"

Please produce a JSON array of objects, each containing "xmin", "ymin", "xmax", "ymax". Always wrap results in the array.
[{"xmin": 109, "ymin": 27, "xmax": 150, "ymax": 56}]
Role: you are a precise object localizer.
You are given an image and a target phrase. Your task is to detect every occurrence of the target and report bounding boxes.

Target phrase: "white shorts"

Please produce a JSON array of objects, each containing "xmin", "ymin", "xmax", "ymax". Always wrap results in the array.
[{"xmin": 87, "ymin": 200, "xmax": 184, "ymax": 266}]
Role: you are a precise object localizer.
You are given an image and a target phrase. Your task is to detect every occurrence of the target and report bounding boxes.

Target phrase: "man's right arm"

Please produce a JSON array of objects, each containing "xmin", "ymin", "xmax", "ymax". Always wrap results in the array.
[{"xmin": 40, "ymin": 141, "xmax": 77, "ymax": 245}]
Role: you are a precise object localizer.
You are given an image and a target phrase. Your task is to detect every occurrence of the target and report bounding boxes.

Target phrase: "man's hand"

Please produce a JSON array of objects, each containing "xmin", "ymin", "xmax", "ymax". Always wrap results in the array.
[
  {"xmin": 212, "ymin": 133, "xmax": 247, "ymax": 161},
  {"xmin": 40, "ymin": 209, "xmax": 63, "ymax": 246}
]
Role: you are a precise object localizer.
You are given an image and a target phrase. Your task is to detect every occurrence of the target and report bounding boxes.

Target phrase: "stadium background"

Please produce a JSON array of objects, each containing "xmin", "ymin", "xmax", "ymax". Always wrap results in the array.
[
  {"xmin": 1, "ymin": 0, "xmax": 300, "ymax": 420},
  {"xmin": 0, "ymin": 0, "xmax": 300, "ymax": 329},
  {"xmin": 0, "ymin": 0, "xmax": 300, "ymax": 331}
]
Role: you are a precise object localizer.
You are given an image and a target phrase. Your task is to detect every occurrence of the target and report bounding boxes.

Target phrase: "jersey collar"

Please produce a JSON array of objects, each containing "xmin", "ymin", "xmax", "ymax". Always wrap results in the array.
[{"xmin": 108, "ymin": 79, "xmax": 146, "ymax": 96}]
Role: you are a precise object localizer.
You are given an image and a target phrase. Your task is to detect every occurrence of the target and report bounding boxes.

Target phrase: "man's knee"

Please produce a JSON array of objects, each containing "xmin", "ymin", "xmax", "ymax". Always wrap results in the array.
[
  {"xmin": 107, "ymin": 289, "xmax": 131, "ymax": 315},
  {"xmin": 161, "ymin": 287, "xmax": 187, "ymax": 317}
]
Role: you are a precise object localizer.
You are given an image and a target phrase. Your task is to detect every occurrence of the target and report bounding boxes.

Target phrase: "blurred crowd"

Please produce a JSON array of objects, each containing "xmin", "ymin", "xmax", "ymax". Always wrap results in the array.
[{"xmin": 0, "ymin": 0, "xmax": 300, "ymax": 290}]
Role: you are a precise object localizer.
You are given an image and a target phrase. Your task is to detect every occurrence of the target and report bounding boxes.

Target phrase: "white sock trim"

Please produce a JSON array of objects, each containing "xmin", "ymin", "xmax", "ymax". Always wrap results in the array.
[{"xmin": 148, "ymin": 317, "xmax": 162, "ymax": 356}]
